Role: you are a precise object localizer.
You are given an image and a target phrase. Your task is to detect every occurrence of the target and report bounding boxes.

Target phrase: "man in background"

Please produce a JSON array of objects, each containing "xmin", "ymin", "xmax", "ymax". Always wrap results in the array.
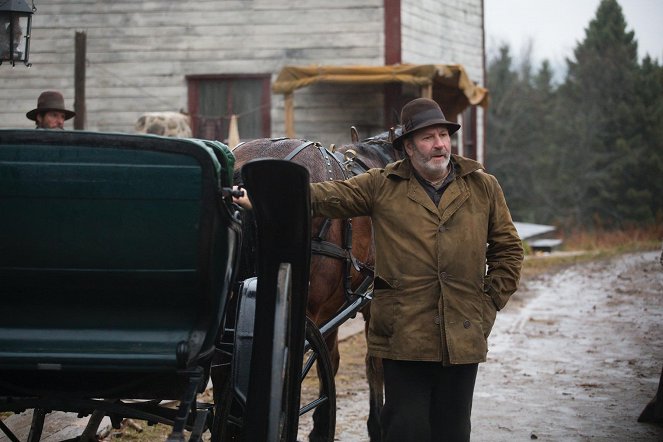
[{"xmin": 26, "ymin": 90, "xmax": 75, "ymax": 129}]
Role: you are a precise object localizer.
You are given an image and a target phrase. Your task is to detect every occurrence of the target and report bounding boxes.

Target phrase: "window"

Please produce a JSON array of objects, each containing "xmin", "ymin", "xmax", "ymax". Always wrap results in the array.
[{"xmin": 187, "ymin": 74, "xmax": 271, "ymax": 142}]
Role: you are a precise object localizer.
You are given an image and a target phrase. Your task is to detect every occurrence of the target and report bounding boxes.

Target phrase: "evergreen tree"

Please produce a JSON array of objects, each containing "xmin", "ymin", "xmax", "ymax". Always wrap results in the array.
[
  {"xmin": 487, "ymin": 45, "xmax": 536, "ymax": 221},
  {"xmin": 528, "ymin": 61, "xmax": 563, "ymax": 223},
  {"xmin": 633, "ymin": 56, "xmax": 663, "ymax": 222},
  {"xmin": 486, "ymin": 0, "xmax": 662, "ymax": 230},
  {"xmin": 557, "ymin": 0, "xmax": 643, "ymax": 228},
  {"xmin": 487, "ymin": 47, "xmax": 561, "ymax": 224}
]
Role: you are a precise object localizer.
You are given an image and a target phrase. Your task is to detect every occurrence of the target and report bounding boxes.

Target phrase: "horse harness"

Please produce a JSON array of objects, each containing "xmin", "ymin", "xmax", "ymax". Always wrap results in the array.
[
  {"xmin": 277, "ymin": 138, "xmax": 374, "ymax": 302},
  {"xmin": 332, "ymin": 148, "xmax": 372, "ymax": 176}
]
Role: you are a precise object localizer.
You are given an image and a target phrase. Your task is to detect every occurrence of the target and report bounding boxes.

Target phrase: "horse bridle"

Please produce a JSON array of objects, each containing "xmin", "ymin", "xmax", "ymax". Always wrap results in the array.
[{"xmin": 279, "ymin": 138, "xmax": 374, "ymax": 302}]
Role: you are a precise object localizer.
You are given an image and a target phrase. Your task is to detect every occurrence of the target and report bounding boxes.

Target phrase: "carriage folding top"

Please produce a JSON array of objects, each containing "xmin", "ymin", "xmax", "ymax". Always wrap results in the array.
[{"xmin": 0, "ymin": 129, "xmax": 242, "ymax": 438}]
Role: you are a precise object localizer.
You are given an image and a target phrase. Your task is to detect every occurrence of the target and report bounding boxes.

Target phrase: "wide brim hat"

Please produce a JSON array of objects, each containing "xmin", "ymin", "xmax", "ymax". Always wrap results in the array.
[
  {"xmin": 26, "ymin": 90, "xmax": 76, "ymax": 121},
  {"xmin": 392, "ymin": 98, "xmax": 460, "ymax": 150}
]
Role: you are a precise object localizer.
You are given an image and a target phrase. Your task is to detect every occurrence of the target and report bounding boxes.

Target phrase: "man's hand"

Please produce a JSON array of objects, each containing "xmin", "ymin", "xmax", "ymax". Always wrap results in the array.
[{"xmin": 232, "ymin": 185, "xmax": 253, "ymax": 209}]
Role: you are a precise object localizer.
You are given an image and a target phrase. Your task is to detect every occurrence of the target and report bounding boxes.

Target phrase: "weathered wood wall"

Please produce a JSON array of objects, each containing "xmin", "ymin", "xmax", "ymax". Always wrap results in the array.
[
  {"xmin": 401, "ymin": 0, "xmax": 486, "ymax": 162},
  {"xmin": 0, "ymin": 0, "xmax": 484, "ymax": 148},
  {"xmin": 402, "ymin": 0, "xmax": 484, "ymax": 79}
]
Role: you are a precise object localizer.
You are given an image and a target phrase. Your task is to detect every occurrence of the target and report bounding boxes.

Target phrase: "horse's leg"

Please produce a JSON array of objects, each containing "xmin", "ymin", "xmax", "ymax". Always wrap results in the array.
[
  {"xmin": 366, "ymin": 354, "xmax": 384, "ymax": 441},
  {"xmin": 362, "ymin": 307, "xmax": 384, "ymax": 442},
  {"xmin": 309, "ymin": 329, "xmax": 340, "ymax": 442}
]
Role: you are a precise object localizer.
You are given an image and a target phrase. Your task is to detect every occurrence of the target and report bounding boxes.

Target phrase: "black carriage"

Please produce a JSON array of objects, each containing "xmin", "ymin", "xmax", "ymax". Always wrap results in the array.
[{"xmin": 0, "ymin": 129, "xmax": 327, "ymax": 442}]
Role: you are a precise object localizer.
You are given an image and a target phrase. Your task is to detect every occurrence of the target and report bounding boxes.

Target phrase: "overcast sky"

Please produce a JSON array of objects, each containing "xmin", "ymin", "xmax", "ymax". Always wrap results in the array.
[{"xmin": 484, "ymin": 0, "xmax": 663, "ymax": 72}]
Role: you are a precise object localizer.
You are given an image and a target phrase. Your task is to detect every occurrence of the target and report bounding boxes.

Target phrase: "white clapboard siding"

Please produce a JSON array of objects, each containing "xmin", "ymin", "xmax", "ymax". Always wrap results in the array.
[
  {"xmin": 0, "ymin": 0, "xmax": 484, "ymax": 147},
  {"xmin": 399, "ymin": 0, "xmax": 485, "ymax": 162},
  {"xmin": 402, "ymin": 0, "xmax": 484, "ymax": 80}
]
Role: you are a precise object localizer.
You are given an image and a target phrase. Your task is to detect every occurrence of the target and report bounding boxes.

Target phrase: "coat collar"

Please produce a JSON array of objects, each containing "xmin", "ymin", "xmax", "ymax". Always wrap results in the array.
[{"xmin": 383, "ymin": 155, "xmax": 483, "ymax": 218}]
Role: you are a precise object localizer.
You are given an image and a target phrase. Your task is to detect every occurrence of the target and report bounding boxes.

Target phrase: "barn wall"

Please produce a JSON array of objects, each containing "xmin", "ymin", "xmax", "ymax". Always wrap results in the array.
[
  {"xmin": 0, "ymin": 0, "xmax": 385, "ymax": 145},
  {"xmin": 401, "ymin": 0, "xmax": 486, "ymax": 162},
  {"xmin": 0, "ymin": 0, "xmax": 485, "ymax": 149},
  {"xmin": 401, "ymin": 0, "xmax": 484, "ymax": 81}
]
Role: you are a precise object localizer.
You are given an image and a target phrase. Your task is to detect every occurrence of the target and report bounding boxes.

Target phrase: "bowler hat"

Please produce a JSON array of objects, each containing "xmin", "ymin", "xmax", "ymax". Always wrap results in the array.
[
  {"xmin": 26, "ymin": 90, "xmax": 76, "ymax": 121},
  {"xmin": 392, "ymin": 98, "xmax": 460, "ymax": 150}
]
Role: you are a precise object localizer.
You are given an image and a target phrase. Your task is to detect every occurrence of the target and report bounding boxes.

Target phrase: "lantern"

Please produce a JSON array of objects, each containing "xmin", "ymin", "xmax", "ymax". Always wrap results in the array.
[{"xmin": 0, "ymin": 0, "xmax": 35, "ymax": 67}]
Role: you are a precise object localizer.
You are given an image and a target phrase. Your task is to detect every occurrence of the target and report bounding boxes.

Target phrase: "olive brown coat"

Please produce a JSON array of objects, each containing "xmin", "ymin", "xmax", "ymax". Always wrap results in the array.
[{"xmin": 310, "ymin": 155, "xmax": 523, "ymax": 365}]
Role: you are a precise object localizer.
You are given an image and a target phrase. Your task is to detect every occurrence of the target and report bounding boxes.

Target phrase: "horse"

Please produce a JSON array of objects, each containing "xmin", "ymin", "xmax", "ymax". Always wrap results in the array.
[
  {"xmin": 331, "ymin": 127, "xmax": 401, "ymax": 441},
  {"xmin": 229, "ymin": 137, "xmax": 376, "ymax": 441}
]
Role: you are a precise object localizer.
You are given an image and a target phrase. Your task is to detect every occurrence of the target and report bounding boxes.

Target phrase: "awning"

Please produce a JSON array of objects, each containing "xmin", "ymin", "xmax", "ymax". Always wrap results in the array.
[{"xmin": 272, "ymin": 64, "xmax": 489, "ymax": 107}]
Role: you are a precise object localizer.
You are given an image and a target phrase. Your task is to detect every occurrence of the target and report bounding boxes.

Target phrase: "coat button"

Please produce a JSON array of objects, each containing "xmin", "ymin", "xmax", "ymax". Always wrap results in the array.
[
  {"xmin": 438, "ymin": 225, "xmax": 446, "ymax": 232},
  {"xmin": 434, "ymin": 316, "xmax": 441, "ymax": 325},
  {"xmin": 463, "ymin": 320, "xmax": 471, "ymax": 329},
  {"xmin": 439, "ymin": 272, "xmax": 447, "ymax": 280}
]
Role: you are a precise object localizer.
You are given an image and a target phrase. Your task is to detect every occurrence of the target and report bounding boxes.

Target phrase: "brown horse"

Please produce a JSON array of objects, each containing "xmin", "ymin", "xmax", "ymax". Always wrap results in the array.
[
  {"xmin": 332, "ymin": 128, "xmax": 401, "ymax": 442},
  {"xmin": 230, "ymin": 137, "xmax": 376, "ymax": 441}
]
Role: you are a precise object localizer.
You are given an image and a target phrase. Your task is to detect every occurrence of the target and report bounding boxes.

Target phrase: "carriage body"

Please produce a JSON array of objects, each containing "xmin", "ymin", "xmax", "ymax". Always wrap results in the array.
[{"xmin": 0, "ymin": 130, "xmax": 311, "ymax": 441}]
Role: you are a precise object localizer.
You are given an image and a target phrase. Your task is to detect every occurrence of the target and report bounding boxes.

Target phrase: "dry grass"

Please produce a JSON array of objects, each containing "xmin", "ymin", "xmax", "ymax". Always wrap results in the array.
[
  {"xmin": 522, "ymin": 225, "xmax": 662, "ymax": 279},
  {"xmin": 561, "ymin": 224, "xmax": 663, "ymax": 253}
]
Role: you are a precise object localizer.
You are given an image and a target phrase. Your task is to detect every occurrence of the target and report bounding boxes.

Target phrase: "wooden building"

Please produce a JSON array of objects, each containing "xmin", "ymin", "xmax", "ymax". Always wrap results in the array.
[{"xmin": 0, "ymin": 0, "xmax": 487, "ymax": 160}]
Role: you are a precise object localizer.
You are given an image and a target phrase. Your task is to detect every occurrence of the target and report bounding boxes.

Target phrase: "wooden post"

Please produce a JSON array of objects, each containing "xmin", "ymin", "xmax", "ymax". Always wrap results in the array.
[
  {"xmin": 384, "ymin": 83, "xmax": 402, "ymax": 128},
  {"xmin": 74, "ymin": 31, "xmax": 86, "ymax": 130},
  {"xmin": 421, "ymin": 82, "xmax": 433, "ymax": 99},
  {"xmin": 284, "ymin": 92, "xmax": 294, "ymax": 138}
]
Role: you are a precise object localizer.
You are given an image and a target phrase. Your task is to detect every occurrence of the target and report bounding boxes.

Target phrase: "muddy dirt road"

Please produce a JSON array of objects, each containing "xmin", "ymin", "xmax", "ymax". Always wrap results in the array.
[
  {"xmin": 310, "ymin": 250, "xmax": 663, "ymax": 441},
  {"xmin": 3, "ymin": 251, "xmax": 662, "ymax": 442}
]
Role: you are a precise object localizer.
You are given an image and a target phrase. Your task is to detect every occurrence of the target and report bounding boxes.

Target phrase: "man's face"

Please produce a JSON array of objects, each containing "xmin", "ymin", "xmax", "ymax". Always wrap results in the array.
[
  {"xmin": 404, "ymin": 125, "xmax": 452, "ymax": 181},
  {"xmin": 36, "ymin": 111, "xmax": 66, "ymax": 129}
]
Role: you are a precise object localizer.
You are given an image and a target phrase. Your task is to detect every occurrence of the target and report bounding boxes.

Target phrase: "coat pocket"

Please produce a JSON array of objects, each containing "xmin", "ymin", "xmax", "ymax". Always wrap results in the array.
[
  {"xmin": 481, "ymin": 291, "xmax": 498, "ymax": 339},
  {"xmin": 374, "ymin": 275, "xmax": 399, "ymax": 290},
  {"xmin": 483, "ymin": 275, "xmax": 501, "ymax": 310},
  {"xmin": 369, "ymin": 277, "xmax": 398, "ymax": 340}
]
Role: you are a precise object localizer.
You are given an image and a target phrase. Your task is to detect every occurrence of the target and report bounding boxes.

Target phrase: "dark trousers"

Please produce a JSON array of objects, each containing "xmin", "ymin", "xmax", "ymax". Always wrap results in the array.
[{"xmin": 380, "ymin": 359, "xmax": 479, "ymax": 442}]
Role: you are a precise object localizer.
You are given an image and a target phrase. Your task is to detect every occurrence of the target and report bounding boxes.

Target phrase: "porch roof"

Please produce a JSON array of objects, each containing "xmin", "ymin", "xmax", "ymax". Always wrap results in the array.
[{"xmin": 272, "ymin": 63, "xmax": 489, "ymax": 108}]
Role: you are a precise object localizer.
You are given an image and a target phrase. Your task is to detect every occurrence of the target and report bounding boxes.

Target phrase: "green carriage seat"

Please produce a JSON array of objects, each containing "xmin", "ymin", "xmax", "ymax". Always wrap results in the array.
[{"xmin": 0, "ymin": 130, "xmax": 241, "ymax": 399}]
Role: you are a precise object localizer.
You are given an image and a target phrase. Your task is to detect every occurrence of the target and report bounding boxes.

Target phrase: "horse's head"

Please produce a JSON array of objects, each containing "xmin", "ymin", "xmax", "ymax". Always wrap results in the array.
[{"xmin": 333, "ymin": 126, "xmax": 402, "ymax": 175}]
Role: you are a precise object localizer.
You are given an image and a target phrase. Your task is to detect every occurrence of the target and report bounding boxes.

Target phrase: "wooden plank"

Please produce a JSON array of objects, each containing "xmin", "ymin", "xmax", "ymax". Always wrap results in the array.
[
  {"xmin": 421, "ymin": 83, "xmax": 433, "ymax": 99},
  {"xmin": 74, "ymin": 31, "xmax": 87, "ymax": 130}
]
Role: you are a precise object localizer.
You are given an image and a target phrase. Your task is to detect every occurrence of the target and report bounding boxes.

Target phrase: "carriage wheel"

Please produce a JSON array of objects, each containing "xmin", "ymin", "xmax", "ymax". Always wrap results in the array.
[
  {"xmin": 300, "ymin": 317, "xmax": 336, "ymax": 442},
  {"xmin": 210, "ymin": 373, "xmax": 242, "ymax": 441},
  {"xmin": 210, "ymin": 265, "xmax": 292, "ymax": 442},
  {"xmin": 270, "ymin": 263, "xmax": 292, "ymax": 441},
  {"xmin": 210, "ymin": 318, "xmax": 336, "ymax": 442},
  {"xmin": 210, "ymin": 269, "xmax": 335, "ymax": 441}
]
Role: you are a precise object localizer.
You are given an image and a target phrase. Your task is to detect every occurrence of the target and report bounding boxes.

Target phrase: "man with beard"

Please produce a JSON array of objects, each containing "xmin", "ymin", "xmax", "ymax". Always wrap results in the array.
[
  {"xmin": 234, "ymin": 97, "xmax": 523, "ymax": 441},
  {"xmin": 310, "ymin": 97, "xmax": 523, "ymax": 441},
  {"xmin": 26, "ymin": 90, "xmax": 75, "ymax": 129}
]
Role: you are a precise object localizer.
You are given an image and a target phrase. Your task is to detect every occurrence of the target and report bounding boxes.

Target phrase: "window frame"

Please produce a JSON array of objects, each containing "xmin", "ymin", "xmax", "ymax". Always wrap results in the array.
[{"xmin": 186, "ymin": 74, "xmax": 272, "ymax": 141}]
